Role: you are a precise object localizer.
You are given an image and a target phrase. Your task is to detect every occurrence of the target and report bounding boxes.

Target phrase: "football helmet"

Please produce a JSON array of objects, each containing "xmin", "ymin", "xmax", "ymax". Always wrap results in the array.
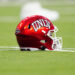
[{"xmin": 15, "ymin": 15, "xmax": 62, "ymax": 51}]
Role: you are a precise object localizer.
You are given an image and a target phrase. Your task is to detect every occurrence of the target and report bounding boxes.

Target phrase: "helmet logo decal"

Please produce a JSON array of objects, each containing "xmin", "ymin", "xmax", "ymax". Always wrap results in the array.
[{"xmin": 32, "ymin": 19, "xmax": 50, "ymax": 31}]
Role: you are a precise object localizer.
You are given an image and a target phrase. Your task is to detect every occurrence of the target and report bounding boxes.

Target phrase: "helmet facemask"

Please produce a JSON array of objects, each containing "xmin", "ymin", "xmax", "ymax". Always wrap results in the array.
[{"xmin": 47, "ymin": 26, "xmax": 63, "ymax": 50}]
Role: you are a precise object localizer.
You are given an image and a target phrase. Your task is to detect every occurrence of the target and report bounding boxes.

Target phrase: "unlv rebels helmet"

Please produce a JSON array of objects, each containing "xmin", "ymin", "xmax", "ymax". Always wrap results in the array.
[{"xmin": 15, "ymin": 15, "xmax": 62, "ymax": 51}]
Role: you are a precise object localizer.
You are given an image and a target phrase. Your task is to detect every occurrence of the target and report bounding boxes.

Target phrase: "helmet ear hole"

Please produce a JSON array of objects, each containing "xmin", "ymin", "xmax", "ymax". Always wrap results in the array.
[
  {"xmin": 28, "ymin": 24, "xmax": 31, "ymax": 29},
  {"xmin": 45, "ymin": 40, "xmax": 47, "ymax": 42},
  {"xmin": 41, "ymin": 46, "xmax": 45, "ymax": 50}
]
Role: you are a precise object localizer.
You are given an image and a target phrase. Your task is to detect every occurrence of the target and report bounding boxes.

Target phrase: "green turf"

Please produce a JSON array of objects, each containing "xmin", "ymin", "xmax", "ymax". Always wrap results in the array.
[
  {"xmin": 0, "ymin": 1, "xmax": 75, "ymax": 75},
  {"xmin": 0, "ymin": 51, "xmax": 75, "ymax": 75}
]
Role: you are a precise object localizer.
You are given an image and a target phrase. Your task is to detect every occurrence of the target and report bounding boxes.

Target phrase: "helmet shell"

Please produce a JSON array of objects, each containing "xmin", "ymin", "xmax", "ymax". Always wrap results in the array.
[{"xmin": 15, "ymin": 15, "xmax": 54, "ymax": 50}]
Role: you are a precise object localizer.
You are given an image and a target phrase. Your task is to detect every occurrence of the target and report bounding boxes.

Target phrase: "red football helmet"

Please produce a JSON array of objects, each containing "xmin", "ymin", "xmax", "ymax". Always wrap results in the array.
[{"xmin": 15, "ymin": 15, "xmax": 62, "ymax": 51}]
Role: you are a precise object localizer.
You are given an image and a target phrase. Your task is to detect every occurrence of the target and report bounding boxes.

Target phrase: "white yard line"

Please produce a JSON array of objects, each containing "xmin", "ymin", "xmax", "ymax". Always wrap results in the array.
[
  {"xmin": 0, "ymin": 46, "xmax": 19, "ymax": 48},
  {"xmin": 0, "ymin": 46, "xmax": 19, "ymax": 51},
  {"xmin": 53, "ymin": 50, "xmax": 75, "ymax": 52},
  {"xmin": 0, "ymin": 46, "xmax": 75, "ymax": 52},
  {"xmin": 0, "ymin": 49, "xmax": 19, "ymax": 51},
  {"xmin": 63, "ymin": 48, "xmax": 75, "ymax": 49}
]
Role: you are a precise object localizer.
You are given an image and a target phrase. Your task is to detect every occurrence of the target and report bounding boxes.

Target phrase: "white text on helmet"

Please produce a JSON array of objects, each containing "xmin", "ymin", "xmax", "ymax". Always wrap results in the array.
[{"xmin": 31, "ymin": 19, "xmax": 50, "ymax": 31}]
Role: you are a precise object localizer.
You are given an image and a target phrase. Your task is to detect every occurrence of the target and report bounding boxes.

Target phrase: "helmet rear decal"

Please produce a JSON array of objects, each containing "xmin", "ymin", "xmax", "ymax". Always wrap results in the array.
[
  {"xmin": 31, "ymin": 19, "xmax": 50, "ymax": 32},
  {"xmin": 15, "ymin": 28, "xmax": 20, "ymax": 34}
]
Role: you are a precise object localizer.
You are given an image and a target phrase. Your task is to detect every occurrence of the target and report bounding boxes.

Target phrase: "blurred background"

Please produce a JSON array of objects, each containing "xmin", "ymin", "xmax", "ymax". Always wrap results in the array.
[
  {"xmin": 0, "ymin": 0, "xmax": 75, "ymax": 49},
  {"xmin": 0, "ymin": 0, "xmax": 75, "ymax": 75}
]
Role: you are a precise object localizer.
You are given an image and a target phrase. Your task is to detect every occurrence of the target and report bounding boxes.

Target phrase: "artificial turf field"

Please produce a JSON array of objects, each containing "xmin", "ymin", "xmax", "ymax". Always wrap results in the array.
[
  {"xmin": 0, "ymin": 0, "xmax": 75, "ymax": 75},
  {"xmin": 0, "ymin": 51, "xmax": 75, "ymax": 75}
]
